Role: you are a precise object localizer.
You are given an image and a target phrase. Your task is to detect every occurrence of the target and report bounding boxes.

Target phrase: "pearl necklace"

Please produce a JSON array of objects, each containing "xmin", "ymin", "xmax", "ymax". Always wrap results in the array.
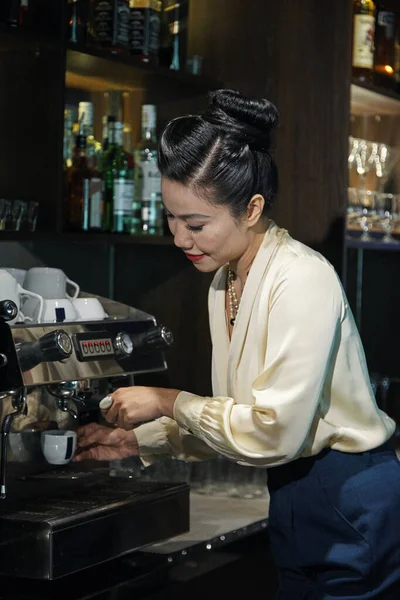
[{"xmin": 227, "ymin": 268, "xmax": 240, "ymax": 326}]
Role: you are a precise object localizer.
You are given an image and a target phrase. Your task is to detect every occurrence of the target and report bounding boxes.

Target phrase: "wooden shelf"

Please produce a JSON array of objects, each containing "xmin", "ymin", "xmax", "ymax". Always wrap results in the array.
[
  {"xmin": 0, "ymin": 232, "xmax": 175, "ymax": 246},
  {"xmin": 345, "ymin": 236, "xmax": 400, "ymax": 252},
  {"xmin": 66, "ymin": 44, "xmax": 222, "ymax": 94},
  {"xmin": 351, "ymin": 82, "xmax": 400, "ymax": 116}
]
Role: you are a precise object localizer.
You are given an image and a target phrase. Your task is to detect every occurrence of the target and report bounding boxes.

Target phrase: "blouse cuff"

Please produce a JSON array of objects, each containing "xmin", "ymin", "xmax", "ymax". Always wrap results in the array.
[
  {"xmin": 134, "ymin": 419, "xmax": 172, "ymax": 456},
  {"xmin": 173, "ymin": 390, "xmax": 209, "ymax": 438}
]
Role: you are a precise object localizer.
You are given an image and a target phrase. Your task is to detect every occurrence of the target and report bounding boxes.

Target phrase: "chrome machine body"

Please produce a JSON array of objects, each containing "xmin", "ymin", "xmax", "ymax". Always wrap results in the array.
[{"xmin": 0, "ymin": 294, "xmax": 189, "ymax": 580}]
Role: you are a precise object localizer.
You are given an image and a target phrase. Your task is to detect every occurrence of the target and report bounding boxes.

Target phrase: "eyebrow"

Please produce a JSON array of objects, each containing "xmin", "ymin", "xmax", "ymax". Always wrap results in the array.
[{"xmin": 163, "ymin": 206, "xmax": 211, "ymax": 220}]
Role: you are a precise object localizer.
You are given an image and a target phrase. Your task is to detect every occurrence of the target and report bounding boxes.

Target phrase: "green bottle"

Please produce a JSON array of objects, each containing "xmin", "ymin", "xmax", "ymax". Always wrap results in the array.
[{"xmin": 102, "ymin": 121, "xmax": 134, "ymax": 233}]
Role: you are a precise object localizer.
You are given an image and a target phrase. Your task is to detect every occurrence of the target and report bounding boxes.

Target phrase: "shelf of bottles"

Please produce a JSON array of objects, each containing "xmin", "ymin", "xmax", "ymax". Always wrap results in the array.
[
  {"xmin": 65, "ymin": 0, "xmax": 217, "ymax": 92},
  {"xmin": 62, "ymin": 0, "xmax": 217, "ymax": 240},
  {"xmin": 347, "ymin": 1, "xmax": 400, "ymax": 250},
  {"xmin": 64, "ymin": 97, "xmax": 170, "ymax": 238}
]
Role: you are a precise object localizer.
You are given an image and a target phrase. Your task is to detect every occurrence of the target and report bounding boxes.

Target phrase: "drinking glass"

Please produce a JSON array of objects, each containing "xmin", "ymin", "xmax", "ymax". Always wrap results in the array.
[
  {"xmin": 10, "ymin": 200, "xmax": 27, "ymax": 231},
  {"xmin": 20, "ymin": 201, "xmax": 39, "ymax": 232},
  {"xmin": 375, "ymin": 144, "xmax": 399, "ymax": 193},
  {"xmin": 348, "ymin": 138, "xmax": 371, "ymax": 189},
  {"xmin": 358, "ymin": 189, "xmax": 378, "ymax": 242},
  {"xmin": 377, "ymin": 192, "xmax": 397, "ymax": 244},
  {"xmin": 0, "ymin": 199, "xmax": 12, "ymax": 231}
]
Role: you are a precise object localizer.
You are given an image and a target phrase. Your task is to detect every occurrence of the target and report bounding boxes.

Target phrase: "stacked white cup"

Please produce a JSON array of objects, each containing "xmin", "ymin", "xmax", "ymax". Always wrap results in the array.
[{"xmin": 23, "ymin": 267, "xmax": 81, "ymax": 323}]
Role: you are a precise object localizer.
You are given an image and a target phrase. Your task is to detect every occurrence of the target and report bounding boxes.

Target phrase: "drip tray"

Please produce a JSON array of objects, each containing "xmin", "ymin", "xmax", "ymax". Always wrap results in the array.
[{"xmin": 0, "ymin": 476, "xmax": 189, "ymax": 580}]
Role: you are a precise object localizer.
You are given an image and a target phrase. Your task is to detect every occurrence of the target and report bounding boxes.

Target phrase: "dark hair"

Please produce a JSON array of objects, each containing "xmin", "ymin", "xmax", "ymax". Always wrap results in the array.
[{"xmin": 158, "ymin": 89, "xmax": 279, "ymax": 219}]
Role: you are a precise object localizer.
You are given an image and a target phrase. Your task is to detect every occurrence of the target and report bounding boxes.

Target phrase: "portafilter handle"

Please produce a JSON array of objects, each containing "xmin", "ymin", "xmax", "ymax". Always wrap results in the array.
[
  {"xmin": 133, "ymin": 325, "xmax": 174, "ymax": 350},
  {"xmin": 16, "ymin": 329, "xmax": 73, "ymax": 372}
]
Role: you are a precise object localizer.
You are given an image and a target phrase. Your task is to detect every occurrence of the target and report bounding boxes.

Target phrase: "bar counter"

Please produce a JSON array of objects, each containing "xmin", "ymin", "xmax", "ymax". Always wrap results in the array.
[{"xmin": 0, "ymin": 493, "xmax": 277, "ymax": 600}]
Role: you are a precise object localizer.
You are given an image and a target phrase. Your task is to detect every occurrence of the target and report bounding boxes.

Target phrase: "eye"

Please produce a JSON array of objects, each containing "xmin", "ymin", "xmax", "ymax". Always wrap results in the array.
[{"xmin": 186, "ymin": 225, "xmax": 204, "ymax": 233}]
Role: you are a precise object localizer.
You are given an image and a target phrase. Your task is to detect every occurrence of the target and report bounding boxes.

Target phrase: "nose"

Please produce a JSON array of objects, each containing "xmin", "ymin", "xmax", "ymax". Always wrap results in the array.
[{"xmin": 172, "ymin": 222, "xmax": 193, "ymax": 250}]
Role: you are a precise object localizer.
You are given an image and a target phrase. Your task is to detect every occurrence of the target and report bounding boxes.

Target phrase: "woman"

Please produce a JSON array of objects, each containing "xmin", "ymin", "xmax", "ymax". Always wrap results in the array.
[{"xmin": 75, "ymin": 89, "xmax": 400, "ymax": 598}]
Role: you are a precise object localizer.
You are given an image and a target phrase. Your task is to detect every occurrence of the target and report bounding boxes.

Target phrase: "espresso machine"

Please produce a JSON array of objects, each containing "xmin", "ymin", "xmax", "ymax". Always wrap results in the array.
[{"xmin": 0, "ymin": 294, "xmax": 189, "ymax": 580}]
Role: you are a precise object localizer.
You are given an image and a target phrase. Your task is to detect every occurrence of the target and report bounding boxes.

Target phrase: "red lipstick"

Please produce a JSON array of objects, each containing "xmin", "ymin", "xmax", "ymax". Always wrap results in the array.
[{"xmin": 185, "ymin": 253, "xmax": 205, "ymax": 262}]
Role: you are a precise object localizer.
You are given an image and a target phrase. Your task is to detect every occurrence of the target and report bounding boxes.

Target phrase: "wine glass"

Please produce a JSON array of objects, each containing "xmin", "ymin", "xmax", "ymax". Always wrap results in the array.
[
  {"xmin": 348, "ymin": 138, "xmax": 371, "ymax": 190},
  {"xmin": 358, "ymin": 189, "xmax": 378, "ymax": 242},
  {"xmin": 377, "ymin": 192, "xmax": 398, "ymax": 244},
  {"xmin": 375, "ymin": 144, "xmax": 399, "ymax": 193}
]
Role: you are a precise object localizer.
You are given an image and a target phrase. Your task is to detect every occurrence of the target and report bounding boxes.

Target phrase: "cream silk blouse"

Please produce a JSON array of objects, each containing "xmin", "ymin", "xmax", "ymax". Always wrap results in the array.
[{"xmin": 135, "ymin": 221, "xmax": 395, "ymax": 467}]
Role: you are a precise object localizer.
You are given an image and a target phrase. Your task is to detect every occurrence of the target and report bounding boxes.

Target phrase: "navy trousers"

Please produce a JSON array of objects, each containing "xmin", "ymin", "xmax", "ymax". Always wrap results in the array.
[{"xmin": 267, "ymin": 439, "xmax": 400, "ymax": 599}]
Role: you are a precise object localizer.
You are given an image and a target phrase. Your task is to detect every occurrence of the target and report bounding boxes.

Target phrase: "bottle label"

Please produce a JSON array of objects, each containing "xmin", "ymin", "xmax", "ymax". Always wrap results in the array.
[
  {"xmin": 378, "ymin": 11, "xmax": 394, "ymax": 40},
  {"xmin": 130, "ymin": 3, "xmax": 160, "ymax": 56},
  {"xmin": 93, "ymin": 0, "xmax": 114, "ymax": 44},
  {"xmin": 90, "ymin": 178, "xmax": 103, "ymax": 228},
  {"xmin": 353, "ymin": 14, "xmax": 375, "ymax": 69},
  {"xmin": 116, "ymin": 0, "xmax": 130, "ymax": 47},
  {"xmin": 114, "ymin": 179, "xmax": 134, "ymax": 214},
  {"xmin": 139, "ymin": 161, "xmax": 161, "ymax": 200}
]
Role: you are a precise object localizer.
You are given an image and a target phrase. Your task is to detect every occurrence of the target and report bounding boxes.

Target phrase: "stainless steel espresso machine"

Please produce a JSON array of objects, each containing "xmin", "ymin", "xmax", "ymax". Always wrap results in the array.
[{"xmin": 0, "ymin": 294, "xmax": 189, "ymax": 580}]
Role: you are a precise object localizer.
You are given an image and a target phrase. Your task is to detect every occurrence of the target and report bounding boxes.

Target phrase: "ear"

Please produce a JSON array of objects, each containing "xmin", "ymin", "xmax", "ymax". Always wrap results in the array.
[{"xmin": 246, "ymin": 194, "xmax": 265, "ymax": 227}]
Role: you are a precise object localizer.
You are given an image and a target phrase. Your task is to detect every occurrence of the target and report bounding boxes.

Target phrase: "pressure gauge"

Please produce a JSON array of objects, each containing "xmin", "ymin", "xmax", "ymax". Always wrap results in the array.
[{"xmin": 115, "ymin": 332, "xmax": 134, "ymax": 356}]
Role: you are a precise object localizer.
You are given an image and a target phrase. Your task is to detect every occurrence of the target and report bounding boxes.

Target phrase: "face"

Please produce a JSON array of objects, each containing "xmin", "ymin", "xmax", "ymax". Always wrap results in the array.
[{"xmin": 161, "ymin": 178, "xmax": 255, "ymax": 272}]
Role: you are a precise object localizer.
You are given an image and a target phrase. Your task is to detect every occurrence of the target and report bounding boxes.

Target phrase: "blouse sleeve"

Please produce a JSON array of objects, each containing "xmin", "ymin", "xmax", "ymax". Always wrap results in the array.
[
  {"xmin": 134, "ymin": 416, "xmax": 218, "ymax": 465},
  {"xmin": 173, "ymin": 257, "xmax": 344, "ymax": 467}
]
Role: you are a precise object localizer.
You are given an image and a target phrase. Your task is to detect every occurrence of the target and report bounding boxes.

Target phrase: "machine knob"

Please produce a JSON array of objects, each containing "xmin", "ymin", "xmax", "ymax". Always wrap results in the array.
[
  {"xmin": 16, "ymin": 329, "xmax": 73, "ymax": 372},
  {"xmin": 133, "ymin": 326, "xmax": 174, "ymax": 351},
  {"xmin": 0, "ymin": 354, "xmax": 8, "ymax": 368},
  {"xmin": 39, "ymin": 330, "xmax": 73, "ymax": 361},
  {"xmin": 0, "ymin": 300, "xmax": 18, "ymax": 323},
  {"xmin": 114, "ymin": 332, "xmax": 134, "ymax": 357}
]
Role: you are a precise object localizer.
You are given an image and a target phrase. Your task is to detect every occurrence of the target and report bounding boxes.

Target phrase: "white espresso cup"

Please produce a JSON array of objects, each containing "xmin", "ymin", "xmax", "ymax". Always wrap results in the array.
[
  {"xmin": 24, "ymin": 267, "xmax": 80, "ymax": 300},
  {"xmin": 41, "ymin": 430, "xmax": 77, "ymax": 465},
  {"xmin": 72, "ymin": 297, "xmax": 107, "ymax": 321},
  {"xmin": 4, "ymin": 268, "xmax": 27, "ymax": 287},
  {"xmin": 25, "ymin": 298, "xmax": 78, "ymax": 323},
  {"xmin": 0, "ymin": 269, "xmax": 43, "ymax": 324}
]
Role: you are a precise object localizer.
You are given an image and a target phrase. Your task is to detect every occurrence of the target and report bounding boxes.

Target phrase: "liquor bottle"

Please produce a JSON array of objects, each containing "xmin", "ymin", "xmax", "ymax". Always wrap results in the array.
[
  {"xmin": 66, "ymin": 127, "xmax": 92, "ymax": 232},
  {"xmin": 89, "ymin": 0, "xmax": 130, "ymax": 51},
  {"xmin": 352, "ymin": 0, "xmax": 376, "ymax": 83},
  {"xmin": 134, "ymin": 105, "xmax": 163, "ymax": 235},
  {"xmin": 159, "ymin": 0, "xmax": 173, "ymax": 67},
  {"xmin": 162, "ymin": 0, "xmax": 188, "ymax": 70},
  {"xmin": 78, "ymin": 102, "xmax": 102, "ymax": 168},
  {"xmin": 63, "ymin": 109, "xmax": 74, "ymax": 169},
  {"xmin": 374, "ymin": 2, "xmax": 396, "ymax": 87},
  {"xmin": 129, "ymin": 0, "xmax": 162, "ymax": 64},
  {"xmin": 2, "ymin": 0, "xmax": 19, "ymax": 27},
  {"xmin": 102, "ymin": 121, "xmax": 134, "ymax": 233},
  {"xmin": 68, "ymin": 0, "xmax": 88, "ymax": 45}
]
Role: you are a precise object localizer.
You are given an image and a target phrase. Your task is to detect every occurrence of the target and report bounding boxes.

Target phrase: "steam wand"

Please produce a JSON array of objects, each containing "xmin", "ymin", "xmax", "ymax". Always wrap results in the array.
[{"xmin": 0, "ymin": 389, "xmax": 27, "ymax": 500}]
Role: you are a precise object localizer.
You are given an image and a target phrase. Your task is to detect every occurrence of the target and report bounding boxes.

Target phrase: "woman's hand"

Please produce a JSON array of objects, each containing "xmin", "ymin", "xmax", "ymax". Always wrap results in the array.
[
  {"xmin": 101, "ymin": 386, "xmax": 180, "ymax": 430},
  {"xmin": 73, "ymin": 423, "xmax": 139, "ymax": 462}
]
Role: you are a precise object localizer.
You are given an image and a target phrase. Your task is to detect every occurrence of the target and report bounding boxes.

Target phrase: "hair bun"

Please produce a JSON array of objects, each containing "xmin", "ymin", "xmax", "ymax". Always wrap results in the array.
[{"xmin": 203, "ymin": 89, "xmax": 279, "ymax": 153}]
